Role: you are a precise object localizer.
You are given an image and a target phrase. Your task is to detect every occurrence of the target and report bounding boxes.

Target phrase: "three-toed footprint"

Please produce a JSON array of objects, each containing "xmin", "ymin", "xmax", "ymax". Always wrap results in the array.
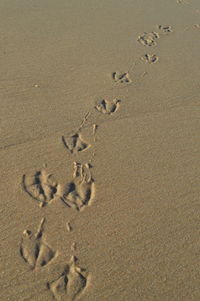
[
  {"xmin": 112, "ymin": 72, "xmax": 131, "ymax": 83},
  {"xmin": 62, "ymin": 162, "xmax": 95, "ymax": 211},
  {"xmin": 95, "ymin": 98, "xmax": 121, "ymax": 115},
  {"xmin": 62, "ymin": 133, "xmax": 91, "ymax": 154},
  {"xmin": 22, "ymin": 168, "xmax": 61, "ymax": 207},
  {"xmin": 137, "ymin": 31, "xmax": 160, "ymax": 47},
  {"xmin": 19, "ymin": 218, "xmax": 57, "ymax": 269},
  {"xmin": 47, "ymin": 256, "xmax": 89, "ymax": 301}
]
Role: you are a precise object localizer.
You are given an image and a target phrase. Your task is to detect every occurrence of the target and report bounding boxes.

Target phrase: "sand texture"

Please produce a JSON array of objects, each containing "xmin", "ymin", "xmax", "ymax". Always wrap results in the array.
[{"xmin": 1, "ymin": 0, "xmax": 200, "ymax": 300}]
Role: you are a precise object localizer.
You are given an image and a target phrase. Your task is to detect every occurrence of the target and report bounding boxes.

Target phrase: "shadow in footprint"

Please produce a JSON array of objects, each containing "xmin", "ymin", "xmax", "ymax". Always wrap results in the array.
[
  {"xmin": 62, "ymin": 133, "xmax": 91, "ymax": 154},
  {"xmin": 95, "ymin": 99, "xmax": 121, "ymax": 115},
  {"xmin": 62, "ymin": 162, "xmax": 95, "ymax": 211},
  {"xmin": 20, "ymin": 218, "xmax": 57, "ymax": 269},
  {"xmin": 22, "ymin": 168, "xmax": 60, "ymax": 207},
  {"xmin": 137, "ymin": 31, "xmax": 160, "ymax": 47},
  {"xmin": 112, "ymin": 72, "xmax": 131, "ymax": 83},
  {"xmin": 47, "ymin": 256, "xmax": 89, "ymax": 301}
]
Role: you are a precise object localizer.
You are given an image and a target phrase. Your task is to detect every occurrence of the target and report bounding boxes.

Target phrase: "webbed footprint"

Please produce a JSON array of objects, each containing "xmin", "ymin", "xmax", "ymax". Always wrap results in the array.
[
  {"xmin": 95, "ymin": 99, "xmax": 121, "ymax": 115},
  {"xmin": 141, "ymin": 54, "xmax": 159, "ymax": 64},
  {"xmin": 22, "ymin": 168, "xmax": 61, "ymax": 207},
  {"xmin": 62, "ymin": 133, "xmax": 91, "ymax": 154},
  {"xmin": 62, "ymin": 162, "xmax": 95, "ymax": 211},
  {"xmin": 137, "ymin": 31, "xmax": 160, "ymax": 47},
  {"xmin": 157, "ymin": 25, "xmax": 173, "ymax": 33},
  {"xmin": 48, "ymin": 256, "xmax": 89, "ymax": 301},
  {"xmin": 112, "ymin": 72, "xmax": 131, "ymax": 83},
  {"xmin": 20, "ymin": 218, "xmax": 56, "ymax": 269}
]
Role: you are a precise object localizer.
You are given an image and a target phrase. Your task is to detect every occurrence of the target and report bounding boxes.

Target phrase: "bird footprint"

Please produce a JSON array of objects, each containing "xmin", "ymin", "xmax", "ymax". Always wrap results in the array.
[
  {"xmin": 19, "ymin": 218, "xmax": 57, "ymax": 269},
  {"xmin": 22, "ymin": 168, "xmax": 61, "ymax": 207},
  {"xmin": 95, "ymin": 99, "xmax": 121, "ymax": 115},
  {"xmin": 137, "ymin": 31, "xmax": 160, "ymax": 47},
  {"xmin": 112, "ymin": 72, "xmax": 131, "ymax": 83},
  {"xmin": 62, "ymin": 133, "xmax": 91, "ymax": 154},
  {"xmin": 62, "ymin": 162, "xmax": 95, "ymax": 211},
  {"xmin": 47, "ymin": 256, "xmax": 89, "ymax": 301}
]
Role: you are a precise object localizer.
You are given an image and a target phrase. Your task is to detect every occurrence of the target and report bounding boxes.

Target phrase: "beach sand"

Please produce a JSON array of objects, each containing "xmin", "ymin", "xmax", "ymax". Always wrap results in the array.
[{"xmin": 1, "ymin": 0, "xmax": 200, "ymax": 300}]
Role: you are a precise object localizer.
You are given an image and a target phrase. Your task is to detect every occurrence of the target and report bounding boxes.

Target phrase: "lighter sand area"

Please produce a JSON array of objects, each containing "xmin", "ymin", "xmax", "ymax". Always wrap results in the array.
[{"xmin": 1, "ymin": 0, "xmax": 200, "ymax": 300}]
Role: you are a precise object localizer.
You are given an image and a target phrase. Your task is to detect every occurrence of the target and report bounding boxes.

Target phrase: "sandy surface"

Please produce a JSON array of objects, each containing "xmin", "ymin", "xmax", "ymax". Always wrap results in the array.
[{"xmin": 1, "ymin": 0, "xmax": 200, "ymax": 300}]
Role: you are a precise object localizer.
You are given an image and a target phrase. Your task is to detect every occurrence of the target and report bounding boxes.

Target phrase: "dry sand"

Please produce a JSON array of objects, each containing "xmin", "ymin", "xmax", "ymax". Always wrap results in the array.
[{"xmin": 1, "ymin": 0, "xmax": 200, "ymax": 300}]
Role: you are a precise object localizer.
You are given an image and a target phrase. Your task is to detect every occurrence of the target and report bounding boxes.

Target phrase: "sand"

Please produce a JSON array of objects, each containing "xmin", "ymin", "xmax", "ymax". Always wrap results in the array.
[{"xmin": 1, "ymin": 0, "xmax": 200, "ymax": 300}]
